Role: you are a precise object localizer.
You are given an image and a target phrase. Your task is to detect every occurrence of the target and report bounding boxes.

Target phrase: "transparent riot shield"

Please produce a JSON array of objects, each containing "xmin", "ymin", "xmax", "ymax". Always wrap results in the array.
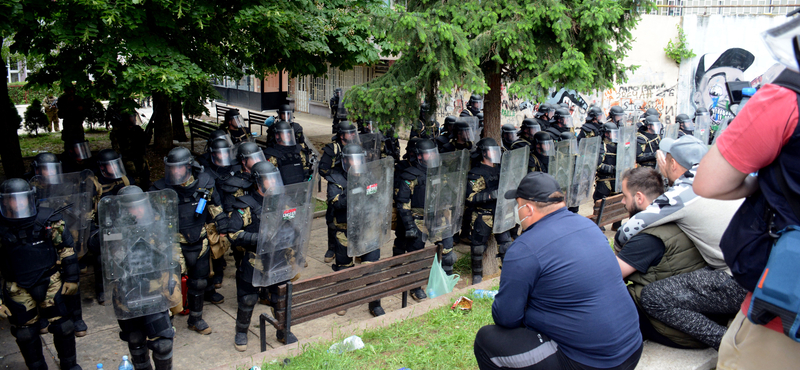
[
  {"xmin": 663, "ymin": 123, "xmax": 679, "ymax": 140},
  {"xmin": 493, "ymin": 146, "xmax": 529, "ymax": 234},
  {"xmin": 615, "ymin": 124, "xmax": 638, "ymax": 192},
  {"xmin": 461, "ymin": 116, "xmax": 480, "ymax": 141},
  {"xmin": 424, "ymin": 150, "xmax": 469, "ymax": 243},
  {"xmin": 98, "ymin": 189, "xmax": 180, "ymax": 320},
  {"xmin": 360, "ymin": 133, "xmax": 383, "ymax": 162},
  {"xmin": 568, "ymin": 136, "xmax": 601, "ymax": 208},
  {"xmin": 694, "ymin": 114, "xmax": 711, "ymax": 145},
  {"xmin": 549, "ymin": 140, "xmax": 576, "ymax": 202},
  {"xmin": 253, "ymin": 179, "xmax": 314, "ymax": 287},
  {"xmin": 336, "ymin": 96, "xmax": 348, "ymax": 120},
  {"xmin": 29, "ymin": 170, "xmax": 95, "ymax": 258},
  {"xmin": 346, "ymin": 157, "xmax": 394, "ymax": 257}
]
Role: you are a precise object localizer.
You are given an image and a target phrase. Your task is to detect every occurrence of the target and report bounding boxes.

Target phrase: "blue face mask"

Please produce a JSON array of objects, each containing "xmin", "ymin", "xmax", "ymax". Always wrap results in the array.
[{"xmin": 514, "ymin": 204, "xmax": 530, "ymax": 226}]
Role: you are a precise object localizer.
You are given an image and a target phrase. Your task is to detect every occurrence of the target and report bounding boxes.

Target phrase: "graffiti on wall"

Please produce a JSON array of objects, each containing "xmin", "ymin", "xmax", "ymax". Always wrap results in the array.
[
  {"xmin": 603, "ymin": 83, "xmax": 677, "ymax": 124},
  {"xmin": 692, "ymin": 48, "xmax": 755, "ymax": 126}
]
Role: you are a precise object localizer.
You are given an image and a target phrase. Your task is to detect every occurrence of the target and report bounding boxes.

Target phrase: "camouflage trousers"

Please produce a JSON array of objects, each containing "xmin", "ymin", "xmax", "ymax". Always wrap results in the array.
[{"xmin": 2, "ymin": 271, "xmax": 67, "ymax": 327}]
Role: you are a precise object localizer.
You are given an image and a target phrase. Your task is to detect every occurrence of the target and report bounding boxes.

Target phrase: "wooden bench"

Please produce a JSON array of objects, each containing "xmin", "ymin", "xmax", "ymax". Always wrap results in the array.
[
  {"xmin": 246, "ymin": 111, "xmax": 271, "ymax": 146},
  {"xmin": 215, "ymin": 104, "xmax": 234, "ymax": 124},
  {"xmin": 188, "ymin": 118, "xmax": 219, "ymax": 155},
  {"xmin": 259, "ymin": 246, "xmax": 437, "ymax": 349},
  {"xmin": 587, "ymin": 193, "xmax": 627, "ymax": 228}
]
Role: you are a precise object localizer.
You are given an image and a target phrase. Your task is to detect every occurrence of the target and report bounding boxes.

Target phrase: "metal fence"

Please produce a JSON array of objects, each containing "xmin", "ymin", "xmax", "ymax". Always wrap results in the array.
[{"xmin": 650, "ymin": 0, "xmax": 799, "ymax": 16}]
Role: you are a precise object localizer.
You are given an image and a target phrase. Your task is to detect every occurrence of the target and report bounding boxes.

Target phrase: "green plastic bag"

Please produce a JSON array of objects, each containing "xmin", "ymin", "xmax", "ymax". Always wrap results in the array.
[{"xmin": 425, "ymin": 254, "xmax": 460, "ymax": 298}]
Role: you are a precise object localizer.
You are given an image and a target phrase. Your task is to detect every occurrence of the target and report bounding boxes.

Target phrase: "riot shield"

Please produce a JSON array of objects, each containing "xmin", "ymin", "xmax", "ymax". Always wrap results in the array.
[
  {"xmin": 663, "ymin": 123, "xmax": 679, "ymax": 140},
  {"xmin": 493, "ymin": 146, "xmax": 529, "ymax": 234},
  {"xmin": 568, "ymin": 136, "xmax": 602, "ymax": 208},
  {"xmin": 461, "ymin": 116, "xmax": 480, "ymax": 141},
  {"xmin": 549, "ymin": 140, "xmax": 576, "ymax": 202},
  {"xmin": 98, "ymin": 189, "xmax": 180, "ymax": 320},
  {"xmin": 615, "ymin": 124, "xmax": 638, "ymax": 192},
  {"xmin": 336, "ymin": 95, "xmax": 348, "ymax": 120},
  {"xmin": 359, "ymin": 133, "xmax": 383, "ymax": 162},
  {"xmin": 424, "ymin": 150, "xmax": 469, "ymax": 243},
  {"xmin": 694, "ymin": 114, "xmax": 711, "ymax": 145},
  {"xmin": 253, "ymin": 179, "xmax": 314, "ymax": 287},
  {"xmin": 346, "ymin": 157, "xmax": 394, "ymax": 257},
  {"xmin": 29, "ymin": 170, "xmax": 95, "ymax": 258}
]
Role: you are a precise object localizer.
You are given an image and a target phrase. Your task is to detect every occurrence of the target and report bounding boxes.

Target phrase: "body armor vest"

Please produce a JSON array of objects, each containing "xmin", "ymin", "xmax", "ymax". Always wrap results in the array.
[
  {"xmin": 153, "ymin": 173, "xmax": 214, "ymax": 246},
  {"xmin": 328, "ymin": 170, "xmax": 348, "ymax": 225},
  {"xmin": 265, "ymin": 145, "xmax": 306, "ymax": 185},
  {"xmin": 0, "ymin": 209, "xmax": 60, "ymax": 288},
  {"xmin": 470, "ymin": 165, "xmax": 500, "ymax": 212},
  {"xmin": 405, "ymin": 166, "xmax": 427, "ymax": 209}
]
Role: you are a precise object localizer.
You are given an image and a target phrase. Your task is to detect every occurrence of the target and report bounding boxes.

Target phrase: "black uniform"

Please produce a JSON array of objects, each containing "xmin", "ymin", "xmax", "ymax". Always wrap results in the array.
[
  {"xmin": 219, "ymin": 123, "xmax": 251, "ymax": 145},
  {"xmin": 264, "ymin": 145, "xmax": 311, "ymax": 185},
  {"xmin": 466, "ymin": 164, "xmax": 513, "ymax": 282},
  {"xmin": 594, "ymin": 137, "xmax": 619, "ymax": 201},
  {"xmin": 636, "ymin": 130, "xmax": 660, "ymax": 168},
  {"xmin": 578, "ymin": 121, "xmax": 602, "ymax": 142},
  {"xmin": 510, "ymin": 137, "xmax": 547, "ymax": 173}
]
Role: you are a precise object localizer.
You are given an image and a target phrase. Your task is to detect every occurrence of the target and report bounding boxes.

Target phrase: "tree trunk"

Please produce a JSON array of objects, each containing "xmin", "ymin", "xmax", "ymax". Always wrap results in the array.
[
  {"xmin": 0, "ymin": 37, "xmax": 25, "ymax": 178},
  {"xmin": 482, "ymin": 69, "xmax": 503, "ymax": 279},
  {"xmin": 171, "ymin": 98, "xmax": 188, "ymax": 142},
  {"xmin": 152, "ymin": 92, "xmax": 174, "ymax": 150}
]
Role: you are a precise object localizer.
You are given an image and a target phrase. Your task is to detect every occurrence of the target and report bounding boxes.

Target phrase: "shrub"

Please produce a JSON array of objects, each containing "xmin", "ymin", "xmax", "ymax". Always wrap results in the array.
[{"xmin": 23, "ymin": 99, "xmax": 49, "ymax": 136}]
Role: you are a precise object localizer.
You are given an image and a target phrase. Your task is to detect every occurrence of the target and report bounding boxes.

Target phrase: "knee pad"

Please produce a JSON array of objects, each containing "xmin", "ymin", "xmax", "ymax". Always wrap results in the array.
[
  {"xmin": 440, "ymin": 237, "xmax": 454, "ymax": 251},
  {"xmin": 11, "ymin": 325, "xmax": 39, "ymax": 343},
  {"xmin": 471, "ymin": 244, "xmax": 486, "ymax": 258},
  {"xmin": 47, "ymin": 317, "xmax": 74, "ymax": 336},
  {"xmin": 441, "ymin": 251, "xmax": 457, "ymax": 267},
  {"xmin": 238, "ymin": 294, "xmax": 258, "ymax": 308},
  {"xmin": 124, "ymin": 330, "xmax": 147, "ymax": 346},
  {"xmin": 186, "ymin": 278, "xmax": 207, "ymax": 292},
  {"xmin": 144, "ymin": 312, "xmax": 174, "ymax": 339},
  {"xmin": 148, "ymin": 338, "xmax": 174, "ymax": 360}
]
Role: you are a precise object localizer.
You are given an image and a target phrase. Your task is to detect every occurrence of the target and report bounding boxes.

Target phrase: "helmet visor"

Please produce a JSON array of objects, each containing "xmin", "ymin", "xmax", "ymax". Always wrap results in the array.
[
  {"xmin": 255, "ymin": 171, "xmax": 284, "ymax": 196},
  {"xmin": 122, "ymin": 197, "xmax": 155, "ymax": 225},
  {"xmin": 229, "ymin": 114, "xmax": 243, "ymax": 128},
  {"xmin": 682, "ymin": 119, "xmax": 696, "ymax": 131},
  {"xmin": 99, "ymin": 157, "xmax": 127, "ymax": 179},
  {"xmin": 524, "ymin": 124, "xmax": 541, "ymax": 137},
  {"xmin": 648, "ymin": 121, "xmax": 663, "ymax": 135},
  {"xmin": 458, "ymin": 126, "xmax": 475, "ymax": 142},
  {"xmin": 537, "ymin": 140, "xmax": 555, "ymax": 156},
  {"xmin": 0, "ymin": 190, "xmax": 37, "ymax": 219},
  {"xmin": 276, "ymin": 128, "xmax": 297, "ymax": 147},
  {"xmin": 472, "ymin": 100, "xmax": 483, "ymax": 110},
  {"xmin": 560, "ymin": 116, "xmax": 574, "ymax": 128},
  {"xmin": 503, "ymin": 131, "xmax": 518, "ymax": 143},
  {"xmin": 71, "ymin": 142, "xmax": 92, "ymax": 160},
  {"xmin": 607, "ymin": 129, "xmax": 620, "ymax": 143},
  {"xmin": 241, "ymin": 150, "xmax": 267, "ymax": 171},
  {"xmin": 484, "ymin": 146, "xmax": 502, "ymax": 164},
  {"xmin": 164, "ymin": 158, "xmax": 192, "ymax": 186},
  {"xmin": 279, "ymin": 111, "xmax": 293, "ymax": 123},
  {"xmin": 35, "ymin": 163, "xmax": 63, "ymax": 183},
  {"xmin": 211, "ymin": 147, "xmax": 235, "ymax": 167},
  {"xmin": 207, "ymin": 134, "xmax": 233, "ymax": 152},
  {"xmin": 343, "ymin": 152, "xmax": 367, "ymax": 174},
  {"xmin": 339, "ymin": 128, "xmax": 361, "ymax": 146},
  {"xmin": 417, "ymin": 148, "xmax": 441, "ymax": 168}
]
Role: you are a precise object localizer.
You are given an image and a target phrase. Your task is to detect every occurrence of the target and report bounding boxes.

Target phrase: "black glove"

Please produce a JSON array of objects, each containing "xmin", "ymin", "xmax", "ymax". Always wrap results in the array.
[
  {"xmin": 214, "ymin": 213, "xmax": 230, "ymax": 233},
  {"xmin": 638, "ymin": 152, "xmax": 656, "ymax": 163},
  {"xmin": 237, "ymin": 231, "xmax": 259, "ymax": 247},
  {"xmin": 405, "ymin": 226, "xmax": 419, "ymax": 239},
  {"xmin": 599, "ymin": 163, "xmax": 615, "ymax": 174}
]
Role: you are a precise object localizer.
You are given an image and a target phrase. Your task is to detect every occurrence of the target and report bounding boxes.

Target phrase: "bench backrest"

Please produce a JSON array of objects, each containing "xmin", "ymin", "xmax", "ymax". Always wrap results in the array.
[
  {"xmin": 188, "ymin": 118, "xmax": 219, "ymax": 154},
  {"xmin": 271, "ymin": 247, "xmax": 437, "ymax": 329},
  {"xmin": 216, "ymin": 105, "xmax": 233, "ymax": 124},
  {"xmin": 247, "ymin": 111, "xmax": 271, "ymax": 144},
  {"xmin": 588, "ymin": 193, "xmax": 627, "ymax": 227}
]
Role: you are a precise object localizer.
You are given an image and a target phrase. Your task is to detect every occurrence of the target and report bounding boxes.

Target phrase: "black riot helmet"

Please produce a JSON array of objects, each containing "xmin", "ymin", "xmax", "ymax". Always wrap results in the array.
[
  {"xmin": 65, "ymin": 139, "xmax": 92, "ymax": 161},
  {"xmin": 694, "ymin": 107, "xmax": 709, "ymax": 119},
  {"xmin": 603, "ymin": 122, "xmax": 620, "ymax": 142},
  {"xmin": 118, "ymin": 185, "xmax": 154, "ymax": 224},
  {"xmin": 413, "ymin": 139, "xmax": 440, "ymax": 168},
  {"xmin": 32, "ymin": 152, "xmax": 62, "ymax": 179},
  {"xmin": 404, "ymin": 137, "xmax": 422, "ymax": 161},
  {"xmin": 342, "ymin": 144, "xmax": 367, "ymax": 174},
  {"xmin": 644, "ymin": 108, "xmax": 660, "ymax": 118},
  {"xmin": 501, "ymin": 124, "xmax": 518, "ymax": 144},
  {"xmin": 559, "ymin": 131, "xmax": 574, "ymax": 141},
  {"xmin": 676, "ymin": 113, "xmax": 695, "ymax": 131},
  {"xmin": 224, "ymin": 108, "xmax": 243, "ymax": 129},
  {"xmin": 467, "ymin": 94, "xmax": 483, "ymax": 111},
  {"xmin": 206, "ymin": 129, "xmax": 232, "ymax": 152},
  {"xmin": 278, "ymin": 104, "xmax": 293, "ymax": 123},
  {"xmin": 443, "ymin": 116, "xmax": 457, "ymax": 133},
  {"xmin": 251, "ymin": 161, "xmax": 284, "ymax": 196},
  {"xmin": 237, "ymin": 142, "xmax": 266, "ymax": 172},
  {"xmin": 476, "ymin": 138, "xmax": 501, "ymax": 164},
  {"xmin": 336, "ymin": 121, "xmax": 360, "ymax": 146},
  {"xmin": 453, "ymin": 121, "xmax": 474, "ymax": 143},
  {"xmin": 535, "ymin": 103, "xmax": 550, "ymax": 118},
  {"xmin": 543, "ymin": 102, "xmax": 556, "ymax": 119},
  {"xmin": 273, "ymin": 120, "xmax": 297, "ymax": 147},
  {"xmin": 209, "ymin": 138, "xmax": 235, "ymax": 167},
  {"xmin": 552, "ymin": 108, "xmax": 573, "ymax": 129},
  {"xmin": 533, "ymin": 131, "xmax": 555, "ymax": 156},
  {"xmin": 586, "ymin": 106, "xmax": 604, "ymax": 123},
  {"xmin": 164, "ymin": 147, "xmax": 194, "ymax": 186},
  {"xmin": 608, "ymin": 105, "xmax": 626, "ymax": 123},
  {"xmin": 419, "ymin": 102, "xmax": 430, "ymax": 120},
  {"xmin": 521, "ymin": 118, "xmax": 542, "ymax": 139},
  {"xmin": 643, "ymin": 115, "xmax": 662, "ymax": 134},
  {"xmin": 0, "ymin": 178, "xmax": 37, "ymax": 219},
  {"xmin": 97, "ymin": 149, "xmax": 126, "ymax": 180}
]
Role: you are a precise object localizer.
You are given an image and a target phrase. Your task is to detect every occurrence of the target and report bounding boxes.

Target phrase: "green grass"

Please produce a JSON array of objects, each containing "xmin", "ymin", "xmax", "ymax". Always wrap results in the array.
[
  {"xmin": 18, "ymin": 130, "xmax": 109, "ymax": 157},
  {"xmin": 314, "ymin": 198, "xmax": 328, "ymax": 212},
  {"xmin": 260, "ymin": 289, "xmax": 497, "ymax": 370},
  {"xmin": 453, "ymin": 253, "xmax": 472, "ymax": 278}
]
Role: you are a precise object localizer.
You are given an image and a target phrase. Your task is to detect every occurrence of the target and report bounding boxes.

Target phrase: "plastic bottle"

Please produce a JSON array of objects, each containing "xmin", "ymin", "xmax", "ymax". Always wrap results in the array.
[
  {"xmin": 118, "ymin": 356, "xmax": 133, "ymax": 370},
  {"xmin": 97, "ymin": 364, "xmax": 103, "ymax": 370},
  {"xmin": 473, "ymin": 289, "xmax": 498, "ymax": 299}
]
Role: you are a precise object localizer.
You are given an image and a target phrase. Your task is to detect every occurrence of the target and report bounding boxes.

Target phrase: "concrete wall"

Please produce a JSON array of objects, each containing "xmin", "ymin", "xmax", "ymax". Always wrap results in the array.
[{"xmin": 678, "ymin": 14, "xmax": 787, "ymax": 125}]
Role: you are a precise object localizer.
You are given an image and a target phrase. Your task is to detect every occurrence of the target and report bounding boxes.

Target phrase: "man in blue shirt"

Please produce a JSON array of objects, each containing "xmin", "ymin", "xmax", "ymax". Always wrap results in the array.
[{"xmin": 474, "ymin": 172, "xmax": 642, "ymax": 370}]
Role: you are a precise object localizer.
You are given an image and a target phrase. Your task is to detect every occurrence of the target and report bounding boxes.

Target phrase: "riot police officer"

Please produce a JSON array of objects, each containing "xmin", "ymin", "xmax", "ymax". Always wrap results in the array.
[
  {"xmin": 594, "ymin": 122, "xmax": 621, "ymax": 202},
  {"xmin": 61, "ymin": 139, "xmax": 95, "ymax": 174},
  {"xmin": 435, "ymin": 116, "xmax": 458, "ymax": 151},
  {"xmin": 319, "ymin": 121, "xmax": 360, "ymax": 263},
  {"xmin": 150, "ymin": 147, "xmax": 227, "ymax": 335},
  {"xmin": 675, "ymin": 113, "xmax": 694, "ymax": 137},
  {"xmin": 395, "ymin": 139, "xmax": 446, "ymax": 299},
  {"xmin": 264, "ymin": 121, "xmax": 311, "ymax": 185},
  {"xmin": 196, "ymin": 130, "xmax": 233, "ymax": 169},
  {"xmin": 227, "ymin": 161, "xmax": 299, "ymax": 349},
  {"xmin": 106, "ymin": 185, "xmax": 179, "ymax": 370},
  {"xmin": 510, "ymin": 119, "xmax": 544, "ymax": 173},
  {"xmin": 0, "ymin": 179, "xmax": 82, "ymax": 370},
  {"xmin": 532, "ymin": 131, "xmax": 554, "ymax": 173},
  {"xmin": 607, "ymin": 105, "xmax": 626, "ymax": 127},
  {"xmin": 219, "ymin": 109, "xmax": 251, "ymax": 144},
  {"xmin": 411, "ymin": 102, "xmax": 432, "ymax": 139},
  {"xmin": 578, "ymin": 106, "xmax": 605, "ymax": 142},
  {"xmin": 110, "ymin": 111, "xmax": 151, "ymax": 189},
  {"xmin": 330, "ymin": 88, "xmax": 344, "ymax": 128},
  {"xmin": 501, "ymin": 124, "xmax": 518, "ymax": 152},
  {"xmin": 326, "ymin": 144, "xmax": 385, "ymax": 316},
  {"xmin": 461, "ymin": 94, "xmax": 483, "ymax": 117},
  {"xmin": 392, "ymin": 138, "xmax": 421, "ymax": 261},
  {"xmin": 545, "ymin": 108, "xmax": 573, "ymax": 140},
  {"xmin": 532, "ymin": 103, "xmax": 552, "ymax": 130},
  {"xmin": 466, "ymin": 139, "xmax": 512, "ymax": 284},
  {"xmin": 636, "ymin": 115, "xmax": 662, "ymax": 168},
  {"xmin": 27, "ymin": 152, "xmax": 62, "ymax": 181},
  {"xmin": 440, "ymin": 121, "xmax": 474, "ymax": 152}
]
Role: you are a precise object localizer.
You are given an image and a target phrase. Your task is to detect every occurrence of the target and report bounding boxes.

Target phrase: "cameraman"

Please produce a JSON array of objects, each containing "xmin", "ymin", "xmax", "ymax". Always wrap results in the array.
[{"xmin": 693, "ymin": 16, "xmax": 800, "ymax": 369}]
